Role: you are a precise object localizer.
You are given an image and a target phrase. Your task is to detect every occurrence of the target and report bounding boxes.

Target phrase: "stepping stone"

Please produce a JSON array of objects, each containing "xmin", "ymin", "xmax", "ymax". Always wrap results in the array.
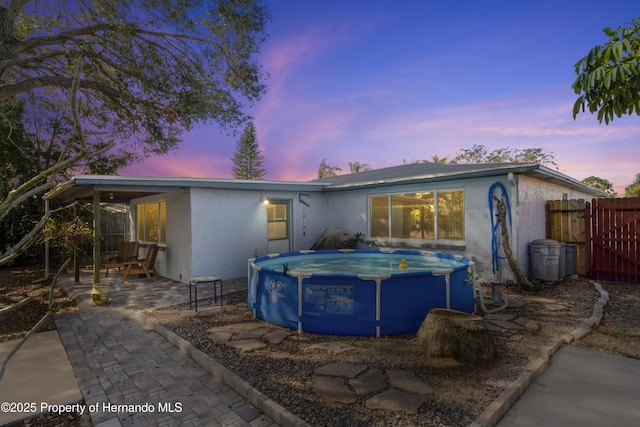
[
  {"xmin": 264, "ymin": 329, "xmax": 290, "ymax": 344},
  {"xmin": 225, "ymin": 339, "xmax": 267, "ymax": 352},
  {"xmin": 208, "ymin": 331, "xmax": 233, "ymax": 344},
  {"xmin": 544, "ymin": 303, "xmax": 568, "ymax": 311},
  {"xmin": 506, "ymin": 296, "xmax": 525, "ymax": 308},
  {"xmin": 314, "ymin": 361, "xmax": 366, "ymax": 378},
  {"xmin": 314, "ymin": 376, "xmax": 356, "ymax": 404},
  {"xmin": 386, "ymin": 370, "xmax": 433, "ymax": 395},
  {"xmin": 310, "ymin": 342, "xmax": 355, "ymax": 354},
  {"xmin": 484, "ymin": 313, "xmax": 515, "ymax": 321},
  {"xmin": 225, "ymin": 322, "xmax": 268, "ymax": 331},
  {"xmin": 366, "ymin": 389, "xmax": 426, "ymax": 413},
  {"xmin": 235, "ymin": 327, "xmax": 271, "ymax": 340},
  {"xmin": 349, "ymin": 368, "xmax": 387, "ymax": 396},
  {"xmin": 513, "ymin": 317, "xmax": 541, "ymax": 332},
  {"xmin": 207, "ymin": 325, "xmax": 235, "ymax": 333},
  {"xmin": 486, "ymin": 320, "xmax": 525, "ymax": 330}
]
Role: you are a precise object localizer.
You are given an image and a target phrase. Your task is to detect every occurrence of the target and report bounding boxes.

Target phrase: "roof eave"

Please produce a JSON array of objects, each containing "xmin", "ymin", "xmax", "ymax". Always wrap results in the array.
[
  {"xmin": 320, "ymin": 164, "xmax": 541, "ymax": 191},
  {"xmin": 44, "ymin": 175, "xmax": 327, "ymax": 203}
]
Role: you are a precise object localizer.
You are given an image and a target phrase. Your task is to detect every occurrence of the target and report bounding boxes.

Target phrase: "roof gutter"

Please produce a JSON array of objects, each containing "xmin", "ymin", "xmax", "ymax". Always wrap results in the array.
[{"xmin": 320, "ymin": 164, "xmax": 541, "ymax": 191}]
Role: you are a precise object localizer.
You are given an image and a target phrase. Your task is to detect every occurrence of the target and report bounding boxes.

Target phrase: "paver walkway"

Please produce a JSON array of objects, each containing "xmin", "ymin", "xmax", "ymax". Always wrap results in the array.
[{"xmin": 56, "ymin": 272, "xmax": 277, "ymax": 427}]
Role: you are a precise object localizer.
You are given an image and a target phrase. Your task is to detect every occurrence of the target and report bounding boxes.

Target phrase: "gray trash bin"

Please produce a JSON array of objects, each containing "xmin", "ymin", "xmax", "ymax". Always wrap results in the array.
[
  {"xmin": 558, "ymin": 241, "xmax": 566, "ymax": 278},
  {"xmin": 529, "ymin": 239, "xmax": 561, "ymax": 282},
  {"xmin": 565, "ymin": 244, "xmax": 577, "ymax": 276}
]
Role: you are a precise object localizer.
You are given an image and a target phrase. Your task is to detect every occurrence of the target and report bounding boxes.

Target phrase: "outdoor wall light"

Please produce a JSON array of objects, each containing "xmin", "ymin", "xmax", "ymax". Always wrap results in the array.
[{"xmin": 260, "ymin": 196, "xmax": 269, "ymax": 205}]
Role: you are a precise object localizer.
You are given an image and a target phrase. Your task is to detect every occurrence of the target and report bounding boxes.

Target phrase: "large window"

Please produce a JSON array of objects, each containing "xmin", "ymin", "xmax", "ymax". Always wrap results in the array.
[
  {"xmin": 369, "ymin": 190, "xmax": 464, "ymax": 241},
  {"xmin": 137, "ymin": 201, "xmax": 166, "ymax": 244}
]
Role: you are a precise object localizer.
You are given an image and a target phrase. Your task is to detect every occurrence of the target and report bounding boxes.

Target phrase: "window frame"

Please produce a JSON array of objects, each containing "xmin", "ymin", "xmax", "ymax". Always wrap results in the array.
[
  {"xmin": 267, "ymin": 200, "xmax": 289, "ymax": 241},
  {"xmin": 368, "ymin": 189, "xmax": 465, "ymax": 243},
  {"xmin": 136, "ymin": 200, "xmax": 167, "ymax": 245}
]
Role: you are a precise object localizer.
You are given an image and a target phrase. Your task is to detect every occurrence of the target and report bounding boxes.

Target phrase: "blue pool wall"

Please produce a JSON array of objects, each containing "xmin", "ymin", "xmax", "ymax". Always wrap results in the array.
[{"xmin": 248, "ymin": 249, "xmax": 475, "ymax": 336}]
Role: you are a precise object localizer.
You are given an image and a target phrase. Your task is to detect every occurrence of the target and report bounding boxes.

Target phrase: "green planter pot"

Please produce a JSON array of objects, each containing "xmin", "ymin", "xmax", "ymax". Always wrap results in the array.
[{"xmin": 91, "ymin": 283, "xmax": 111, "ymax": 306}]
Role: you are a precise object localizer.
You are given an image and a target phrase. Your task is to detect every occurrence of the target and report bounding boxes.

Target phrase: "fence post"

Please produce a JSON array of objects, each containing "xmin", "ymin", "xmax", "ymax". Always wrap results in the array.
[
  {"xmin": 584, "ymin": 200, "xmax": 592, "ymax": 278},
  {"xmin": 545, "ymin": 202, "xmax": 551, "ymax": 239}
]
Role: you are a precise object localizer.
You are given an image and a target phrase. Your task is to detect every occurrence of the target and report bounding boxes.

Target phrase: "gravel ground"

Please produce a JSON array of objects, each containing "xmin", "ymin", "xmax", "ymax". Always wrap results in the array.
[{"xmin": 149, "ymin": 276, "xmax": 600, "ymax": 427}]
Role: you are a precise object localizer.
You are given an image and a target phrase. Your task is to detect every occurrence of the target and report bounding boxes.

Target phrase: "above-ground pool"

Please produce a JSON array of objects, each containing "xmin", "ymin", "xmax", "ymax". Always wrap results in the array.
[{"xmin": 248, "ymin": 249, "xmax": 475, "ymax": 336}]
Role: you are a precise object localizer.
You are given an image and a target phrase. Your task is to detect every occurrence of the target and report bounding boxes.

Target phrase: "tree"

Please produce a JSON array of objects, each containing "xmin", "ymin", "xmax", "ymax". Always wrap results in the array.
[
  {"xmin": 572, "ymin": 18, "xmax": 640, "ymax": 124},
  {"xmin": 0, "ymin": 0, "xmax": 270, "ymax": 164},
  {"xmin": 429, "ymin": 155, "xmax": 451, "ymax": 164},
  {"xmin": 231, "ymin": 122, "xmax": 266, "ymax": 180},
  {"xmin": 626, "ymin": 173, "xmax": 640, "ymax": 197},
  {"xmin": 582, "ymin": 176, "xmax": 617, "ymax": 197},
  {"xmin": 0, "ymin": 67, "xmax": 114, "ymax": 266},
  {"xmin": 453, "ymin": 144, "xmax": 557, "ymax": 168},
  {"xmin": 0, "ymin": 0, "xmax": 270, "ymax": 262},
  {"xmin": 348, "ymin": 161, "xmax": 371, "ymax": 173},
  {"xmin": 317, "ymin": 159, "xmax": 341, "ymax": 178}
]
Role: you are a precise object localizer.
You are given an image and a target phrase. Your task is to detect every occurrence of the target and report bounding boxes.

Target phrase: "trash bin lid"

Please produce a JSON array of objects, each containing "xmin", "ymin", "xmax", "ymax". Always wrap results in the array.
[{"xmin": 530, "ymin": 239, "xmax": 561, "ymax": 246}]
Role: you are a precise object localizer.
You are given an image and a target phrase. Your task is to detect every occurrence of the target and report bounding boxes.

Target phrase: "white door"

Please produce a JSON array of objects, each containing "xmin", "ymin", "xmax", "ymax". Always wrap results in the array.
[{"xmin": 267, "ymin": 200, "xmax": 291, "ymax": 254}]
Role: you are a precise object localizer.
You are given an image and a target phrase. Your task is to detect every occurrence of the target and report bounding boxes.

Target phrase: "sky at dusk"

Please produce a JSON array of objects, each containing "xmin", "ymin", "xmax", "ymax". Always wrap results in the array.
[{"xmin": 120, "ymin": 0, "xmax": 640, "ymax": 195}]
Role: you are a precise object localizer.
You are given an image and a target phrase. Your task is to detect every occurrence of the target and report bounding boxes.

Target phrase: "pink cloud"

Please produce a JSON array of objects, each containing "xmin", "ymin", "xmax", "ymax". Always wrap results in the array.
[{"xmin": 119, "ymin": 153, "xmax": 232, "ymax": 179}]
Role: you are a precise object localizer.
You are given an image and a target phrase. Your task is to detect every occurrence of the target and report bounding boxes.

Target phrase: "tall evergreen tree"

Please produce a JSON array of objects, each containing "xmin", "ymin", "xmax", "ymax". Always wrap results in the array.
[{"xmin": 231, "ymin": 122, "xmax": 266, "ymax": 180}]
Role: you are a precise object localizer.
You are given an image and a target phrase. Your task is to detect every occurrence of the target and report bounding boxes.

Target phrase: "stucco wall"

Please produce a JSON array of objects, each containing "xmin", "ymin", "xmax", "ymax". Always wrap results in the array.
[
  {"xmin": 127, "ymin": 172, "xmax": 598, "ymax": 284},
  {"xmin": 165, "ymin": 191, "xmax": 191, "ymax": 282},
  {"xmin": 515, "ymin": 174, "xmax": 597, "ymax": 277},
  {"xmin": 189, "ymin": 188, "xmax": 326, "ymax": 280},
  {"xmin": 190, "ymin": 188, "xmax": 265, "ymax": 280}
]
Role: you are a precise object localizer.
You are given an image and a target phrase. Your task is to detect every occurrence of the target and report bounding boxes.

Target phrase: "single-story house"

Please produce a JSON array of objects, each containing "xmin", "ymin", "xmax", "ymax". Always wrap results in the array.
[{"xmin": 44, "ymin": 162, "xmax": 605, "ymax": 283}]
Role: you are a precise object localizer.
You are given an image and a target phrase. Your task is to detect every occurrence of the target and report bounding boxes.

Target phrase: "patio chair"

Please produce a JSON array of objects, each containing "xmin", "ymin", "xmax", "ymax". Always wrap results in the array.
[
  {"xmin": 104, "ymin": 241, "xmax": 139, "ymax": 276},
  {"xmin": 121, "ymin": 244, "xmax": 159, "ymax": 282}
]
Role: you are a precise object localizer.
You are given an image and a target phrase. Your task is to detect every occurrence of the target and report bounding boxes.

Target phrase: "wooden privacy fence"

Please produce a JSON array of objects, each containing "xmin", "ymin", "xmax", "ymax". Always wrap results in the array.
[
  {"xmin": 546, "ymin": 198, "xmax": 640, "ymax": 284},
  {"xmin": 586, "ymin": 197, "xmax": 640, "ymax": 284},
  {"xmin": 545, "ymin": 199, "xmax": 588, "ymax": 275}
]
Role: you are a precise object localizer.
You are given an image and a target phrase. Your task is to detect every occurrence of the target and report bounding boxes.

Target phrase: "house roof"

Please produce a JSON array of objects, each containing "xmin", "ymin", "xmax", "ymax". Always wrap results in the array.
[
  {"xmin": 44, "ymin": 175, "xmax": 326, "ymax": 203},
  {"xmin": 312, "ymin": 162, "xmax": 607, "ymax": 196},
  {"xmin": 45, "ymin": 162, "xmax": 606, "ymax": 203}
]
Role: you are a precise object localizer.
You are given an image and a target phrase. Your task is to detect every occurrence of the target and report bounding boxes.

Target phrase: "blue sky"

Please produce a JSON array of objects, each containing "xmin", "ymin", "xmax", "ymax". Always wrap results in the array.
[{"xmin": 120, "ymin": 0, "xmax": 640, "ymax": 194}]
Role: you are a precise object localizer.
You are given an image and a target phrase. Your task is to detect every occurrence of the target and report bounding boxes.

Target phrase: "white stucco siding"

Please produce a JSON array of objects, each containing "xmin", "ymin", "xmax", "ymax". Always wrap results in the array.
[
  {"xmin": 516, "ymin": 175, "xmax": 596, "ymax": 277},
  {"xmin": 321, "ymin": 190, "xmax": 370, "ymax": 239},
  {"xmin": 190, "ymin": 188, "xmax": 266, "ymax": 280},
  {"xmin": 165, "ymin": 191, "xmax": 192, "ymax": 282},
  {"xmin": 290, "ymin": 192, "xmax": 329, "ymax": 251},
  {"xmin": 189, "ymin": 188, "xmax": 326, "ymax": 280}
]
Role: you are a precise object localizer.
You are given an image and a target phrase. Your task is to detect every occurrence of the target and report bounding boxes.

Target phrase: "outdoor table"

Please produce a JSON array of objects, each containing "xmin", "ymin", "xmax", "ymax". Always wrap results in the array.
[{"xmin": 189, "ymin": 276, "xmax": 223, "ymax": 312}]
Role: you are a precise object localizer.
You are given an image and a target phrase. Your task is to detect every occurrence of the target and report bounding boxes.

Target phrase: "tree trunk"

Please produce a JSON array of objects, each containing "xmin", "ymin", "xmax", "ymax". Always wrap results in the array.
[
  {"xmin": 417, "ymin": 308, "xmax": 497, "ymax": 367},
  {"xmin": 493, "ymin": 195, "xmax": 536, "ymax": 291}
]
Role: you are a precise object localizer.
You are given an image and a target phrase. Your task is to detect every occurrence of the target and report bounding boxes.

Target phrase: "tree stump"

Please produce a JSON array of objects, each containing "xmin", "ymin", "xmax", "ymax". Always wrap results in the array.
[{"xmin": 417, "ymin": 308, "xmax": 497, "ymax": 367}]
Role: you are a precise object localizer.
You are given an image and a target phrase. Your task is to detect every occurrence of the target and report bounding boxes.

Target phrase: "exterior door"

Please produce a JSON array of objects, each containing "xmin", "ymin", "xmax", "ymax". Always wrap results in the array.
[{"xmin": 267, "ymin": 200, "xmax": 291, "ymax": 254}]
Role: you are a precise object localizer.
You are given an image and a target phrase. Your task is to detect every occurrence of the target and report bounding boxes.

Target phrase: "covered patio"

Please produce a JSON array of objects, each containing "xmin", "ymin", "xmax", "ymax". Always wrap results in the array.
[{"xmin": 59, "ymin": 266, "xmax": 248, "ymax": 313}]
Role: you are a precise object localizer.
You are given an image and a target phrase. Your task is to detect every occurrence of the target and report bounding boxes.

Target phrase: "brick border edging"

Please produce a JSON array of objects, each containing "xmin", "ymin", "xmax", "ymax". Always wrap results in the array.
[
  {"xmin": 136, "ymin": 313, "xmax": 309, "ymax": 427},
  {"xmin": 469, "ymin": 281, "xmax": 610, "ymax": 427}
]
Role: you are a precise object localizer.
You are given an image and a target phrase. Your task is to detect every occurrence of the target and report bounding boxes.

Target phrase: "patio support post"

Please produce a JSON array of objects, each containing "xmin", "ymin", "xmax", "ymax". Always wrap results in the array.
[
  {"xmin": 93, "ymin": 189, "xmax": 101, "ymax": 284},
  {"xmin": 74, "ymin": 202, "xmax": 80, "ymax": 283}
]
